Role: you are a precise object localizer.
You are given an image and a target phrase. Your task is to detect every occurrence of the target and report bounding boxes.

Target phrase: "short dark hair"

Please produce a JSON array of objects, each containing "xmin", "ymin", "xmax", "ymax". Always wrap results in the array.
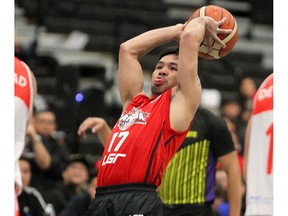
[
  {"xmin": 64, "ymin": 153, "xmax": 90, "ymax": 171},
  {"xmin": 158, "ymin": 46, "xmax": 179, "ymax": 60}
]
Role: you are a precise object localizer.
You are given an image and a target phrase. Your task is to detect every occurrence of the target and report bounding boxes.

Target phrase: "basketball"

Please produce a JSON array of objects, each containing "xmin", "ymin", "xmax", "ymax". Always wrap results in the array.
[{"xmin": 189, "ymin": 5, "xmax": 239, "ymax": 60}]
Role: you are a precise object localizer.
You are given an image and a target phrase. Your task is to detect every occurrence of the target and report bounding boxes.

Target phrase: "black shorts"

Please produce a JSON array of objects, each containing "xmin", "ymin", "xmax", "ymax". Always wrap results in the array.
[
  {"xmin": 163, "ymin": 203, "xmax": 215, "ymax": 216},
  {"xmin": 84, "ymin": 183, "xmax": 163, "ymax": 216}
]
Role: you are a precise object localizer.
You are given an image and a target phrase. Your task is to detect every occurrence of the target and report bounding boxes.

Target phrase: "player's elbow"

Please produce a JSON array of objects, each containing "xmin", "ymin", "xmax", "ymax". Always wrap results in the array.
[{"xmin": 119, "ymin": 42, "xmax": 130, "ymax": 56}]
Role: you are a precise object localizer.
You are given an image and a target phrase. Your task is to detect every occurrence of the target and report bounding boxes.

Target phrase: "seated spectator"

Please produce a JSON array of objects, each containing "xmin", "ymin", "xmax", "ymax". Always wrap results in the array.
[
  {"xmin": 221, "ymin": 99, "xmax": 242, "ymax": 124},
  {"xmin": 238, "ymin": 76, "xmax": 257, "ymax": 121},
  {"xmin": 18, "ymin": 156, "xmax": 55, "ymax": 216},
  {"xmin": 212, "ymin": 169, "xmax": 229, "ymax": 216},
  {"xmin": 43, "ymin": 153, "xmax": 90, "ymax": 215},
  {"xmin": 221, "ymin": 99, "xmax": 246, "ymax": 153},
  {"xmin": 22, "ymin": 110, "xmax": 70, "ymax": 193},
  {"xmin": 58, "ymin": 169, "xmax": 98, "ymax": 216},
  {"xmin": 213, "ymin": 183, "xmax": 229, "ymax": 216}
]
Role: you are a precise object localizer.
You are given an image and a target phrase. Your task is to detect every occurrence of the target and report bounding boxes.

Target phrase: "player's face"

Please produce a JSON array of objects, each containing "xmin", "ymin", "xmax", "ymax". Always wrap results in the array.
[{"xmin": 151, "ymin": 54, "xmax": 178, "ymax": 96}]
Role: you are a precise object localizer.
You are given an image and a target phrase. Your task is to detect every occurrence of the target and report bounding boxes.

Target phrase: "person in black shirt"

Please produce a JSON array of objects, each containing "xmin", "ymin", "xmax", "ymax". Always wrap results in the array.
[
  {"xmin": 158, "ymin": 107, "xmax": 242, "ymax": 216},
  {"xmin": 18, "ymin": 157, "xmax": 55, "ymax": 216}
]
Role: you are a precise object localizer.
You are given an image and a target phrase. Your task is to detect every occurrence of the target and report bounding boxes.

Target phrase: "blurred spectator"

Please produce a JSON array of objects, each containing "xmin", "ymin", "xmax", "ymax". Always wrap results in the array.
[
  {"xmin": 213, "ymin": 183, "xmax": 229, "ymax": 216},
  {"xmin": 18, "ymin": 156, "xmax": 55, "ymax": 216},
  {"xmin": 237, "ymin": 77, "xmax": 258, "ymax": 154},
  {"xmin": 222, "ymin": 116, "xmax": 237, "ymax": 134},
  {"xmin": 43, "ymin": 153, "xmax": 90, "ymax": 215},
  {"xmin": 238, "ymin": 76, "xmax": 257, "ymax": 118},
  {"xmin": 15, "ymin": 31, "xmax": 28, "ymax": 62},
  {"xmin": 215, "ymin": 168, "xmax": 246, "ymax": 216},
  {"xmin": 58, "ymin": 169, "xmax": 98, "ymax": 216},
  {"xmin": 15, "ymin": 30, "xmax": 37, "ymax": 63},
  {"xmin": 33, "ymin": 110, "xmax": 68, "ymax": 147},
  {"xmin": 212, "ymin": 169, "xmax": 229, "ymax": 216},
  {"xmin": 22, "ymin": 110, "xmax": 70, "ymax": 193},
  {"xmin": 33, "ymin": 94, "xmax": 50, "ymax": 114},
  {"xmin": 221, "ymin": 99, "xmax": 242, "ymax": 123},
  {"xmin": 214, "ymin": 168, "xmax": 246, "ymax": 216},
  {"xmin": 221, "ymin": 99, "xmax": 246, "ymax": 154}
]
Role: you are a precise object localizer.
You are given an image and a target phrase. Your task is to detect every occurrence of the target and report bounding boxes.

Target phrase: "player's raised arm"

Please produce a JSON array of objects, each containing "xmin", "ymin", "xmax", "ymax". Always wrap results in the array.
[
  {"xmin": 118, "ymin": 24, "xmax": 184, "ymax": 109},
  {"xmin": 170, "ymin": 17, "xmax": 231, "ymax": 132}
]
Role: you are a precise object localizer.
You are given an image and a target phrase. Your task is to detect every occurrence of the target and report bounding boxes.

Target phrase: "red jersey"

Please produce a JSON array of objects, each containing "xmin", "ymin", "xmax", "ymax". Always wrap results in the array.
[
  {"xmin": 14, "ymin": 57, "xmax": 34, "ymax": 188},
  {"xmin": 245, "ymin": 73, "xmax": 273, "ymax": 215},
  {"xmin": 97, "ymin": 88, "xmax": 190, "ymax": 187}
]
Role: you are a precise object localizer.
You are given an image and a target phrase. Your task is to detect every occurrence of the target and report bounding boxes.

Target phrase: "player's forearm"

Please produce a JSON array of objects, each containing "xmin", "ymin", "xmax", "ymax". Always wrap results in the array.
[
  {"xmin": 181, "ymin": 17, "xmax": 206, "ymax": 47},
  {"xmin": 175, "ymin": 18, "xmax": 205, "ymax": 110},
  {"xmin": 120, "ymin": 24, "xmax": 183, "ymax": 59},
  {"xmin": 32, "ymin": 135, "xmax": 52, "ymax": 170},
  {"xmin": 97, "ymin": 122, "xmax": 111, "ymax": 147}
]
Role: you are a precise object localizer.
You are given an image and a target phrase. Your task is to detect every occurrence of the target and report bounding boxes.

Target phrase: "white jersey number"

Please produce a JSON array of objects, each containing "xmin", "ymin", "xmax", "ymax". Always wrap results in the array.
[{"xmin": 102, "ymin": 131, "xmax": 129, "ymax": 165}]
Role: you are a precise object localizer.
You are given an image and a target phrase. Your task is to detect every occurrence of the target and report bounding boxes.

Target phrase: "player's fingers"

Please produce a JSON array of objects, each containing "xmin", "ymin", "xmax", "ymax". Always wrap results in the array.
[
  {"xmin": 77, "ymin": 126, "xmax": 86, "ymax": 136},
  {"xmin": 218, "ymin": 28, "xmax": 232, "ymax": 35},
  {"xmin": 206, "ymin": 38, "xmax": 213, "ymax": 53},
  {"xmin": 78, "ymin": 118, "xmax": 94, "ymax": 135},
  {"xmin": 213, "ymin": 35, "xmax": 226, "ymax": 48},
  {"xmin": 218, "ymin": 17, "xmax": 227, "ymax": 26},
  {"xmin": 92, "ymin": 124, "xmax": 101, "ymax": 134}
]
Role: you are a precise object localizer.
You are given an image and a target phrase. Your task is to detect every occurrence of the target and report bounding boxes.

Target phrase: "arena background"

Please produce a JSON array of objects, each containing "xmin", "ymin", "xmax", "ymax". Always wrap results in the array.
[{"xmin": 15, "ymin": 0, "xmax": 273, "ymax": 160}]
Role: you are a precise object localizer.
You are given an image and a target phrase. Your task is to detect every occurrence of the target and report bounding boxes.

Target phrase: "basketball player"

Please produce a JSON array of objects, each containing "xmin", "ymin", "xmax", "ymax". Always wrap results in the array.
[
  {"xmin": 79, "ymin": 16, "xmax": 232, "ymax": 216},
  {"xmin": 79, "ymin": 107, "xmax": 243, "ymax": 216},
  {"xmin": 244, "ymin": 73, "xmax": 273, "ymax": 216},
  {"xmin": 14, "ymin": 57, "xmax": 37, "ymax": 216}
]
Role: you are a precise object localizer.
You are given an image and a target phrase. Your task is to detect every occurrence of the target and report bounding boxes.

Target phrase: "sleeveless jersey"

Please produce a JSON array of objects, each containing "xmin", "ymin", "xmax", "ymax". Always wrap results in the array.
[
  {"xmin": 159, "ymin": 108, "xmax": 235, "ymax": 204},
  {"xmin": 97, "ymin": 88, "xmax": 190, "ymax": 187},
  {"xmin": 245, "ymin": 74, "xmax": 273, "ymax": 216},
  {"xmin": 14, "ymin": 57, "xmax": 34, "ymax": 188}
]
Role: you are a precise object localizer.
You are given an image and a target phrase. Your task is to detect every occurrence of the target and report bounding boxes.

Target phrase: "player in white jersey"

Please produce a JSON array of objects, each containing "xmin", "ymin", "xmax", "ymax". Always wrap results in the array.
[
  {"xmin": 14, "ymin": 57, "xmax": 37, "ymax": 215},
  {"xmin": 244, "ymin": 73, "xmax": 273, "ymax": 216}
]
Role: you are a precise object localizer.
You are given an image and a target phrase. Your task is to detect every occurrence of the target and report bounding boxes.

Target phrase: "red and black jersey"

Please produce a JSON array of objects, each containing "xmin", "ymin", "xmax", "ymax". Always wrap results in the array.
[{"xmin": 97, "ymin": 88, "xmax": 190, "ymax": 187}]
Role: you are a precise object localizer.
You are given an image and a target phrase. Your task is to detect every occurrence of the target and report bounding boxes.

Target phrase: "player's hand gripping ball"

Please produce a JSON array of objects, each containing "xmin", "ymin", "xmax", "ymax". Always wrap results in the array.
[{"xmin": 190, "ymin": 5, "xmax": 239, "ymax": 60}]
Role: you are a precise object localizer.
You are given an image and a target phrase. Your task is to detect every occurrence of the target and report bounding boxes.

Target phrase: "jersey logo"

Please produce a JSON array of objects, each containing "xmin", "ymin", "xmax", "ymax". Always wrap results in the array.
[
  {"xmin": 117, "ymin": 107, "xmax": 150, "ymax": 130},
  {"xmin": 102, "ymin": 152, "xmax": 126, "ymax": 165}
]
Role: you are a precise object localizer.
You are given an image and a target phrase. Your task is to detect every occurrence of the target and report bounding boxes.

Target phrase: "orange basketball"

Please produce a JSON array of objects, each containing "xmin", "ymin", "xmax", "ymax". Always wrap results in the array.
[{"xmin": 189, "ymin": 5, "xmax": 239, "ymax": 60}]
